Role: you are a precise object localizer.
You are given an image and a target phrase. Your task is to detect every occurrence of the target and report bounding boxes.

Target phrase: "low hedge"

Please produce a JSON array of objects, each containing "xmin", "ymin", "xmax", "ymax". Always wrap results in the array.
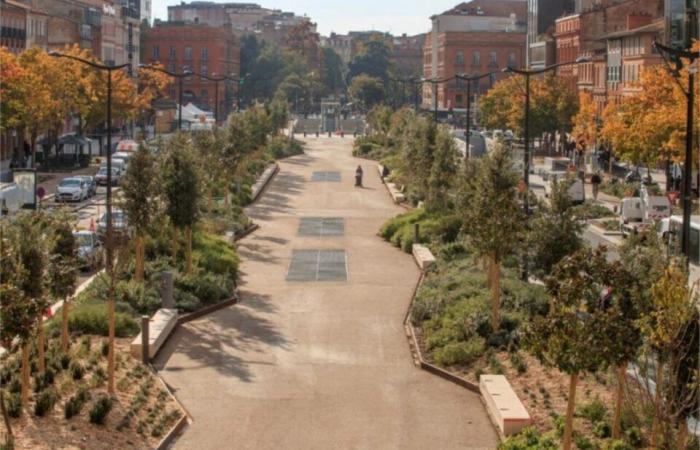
[
  {"xmin": 380, "ymin": 209, "xmax": 463, "ymax": 253},
  {"xmin": 265, "ymin": 135, "xmax": 304, "ymax": 159}
]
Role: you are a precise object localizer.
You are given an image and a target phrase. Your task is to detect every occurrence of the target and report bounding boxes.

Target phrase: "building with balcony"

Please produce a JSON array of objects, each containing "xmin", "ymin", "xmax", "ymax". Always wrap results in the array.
[
  {"xmin": 141, "ymin": 21, "xmax": 240, "ymax": 121},
  {"xmin": 422, "ymin": 0, "xmax": 527, "ymax": 113}
]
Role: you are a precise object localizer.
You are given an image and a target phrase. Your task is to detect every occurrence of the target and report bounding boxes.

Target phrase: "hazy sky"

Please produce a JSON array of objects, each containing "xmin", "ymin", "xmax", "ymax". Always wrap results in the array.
[{"xmin": 152, "ymin": 0, "xmax": 459, "ymax": 36}]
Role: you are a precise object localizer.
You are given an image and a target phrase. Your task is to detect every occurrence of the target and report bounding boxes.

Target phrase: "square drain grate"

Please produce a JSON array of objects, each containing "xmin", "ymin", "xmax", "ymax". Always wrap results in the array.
[
  {"xmin": 311, "ymin": 171, "xmax": 341, "ymax": 182},
  {"xmin": 298, "ymin": 217, "xmax": 345, "ymax": 237},
  {"xmin": 286, "ymin": 249, "xmax": 347, "ymax": 282}
]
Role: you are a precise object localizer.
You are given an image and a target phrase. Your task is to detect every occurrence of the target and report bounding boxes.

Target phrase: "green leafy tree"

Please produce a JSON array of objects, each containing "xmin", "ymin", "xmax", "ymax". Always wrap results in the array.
[
  {"xmin": 161, "ymin": 135, "xmax": 201, "ymax": 274},
  {"xmin": 120, "ymin": 144, "xmax": 157, "ymax": 282},
  {"xmin": 348, "ymin": 75, "xmax": 385, "ymax": 112},
  {"xmin": 462, "ymin": 143, "xmax": 525, "ymax": 330},
  {"xmin": 47, "ymin": 215, "xmax": 78, "ymax": 352},
  {"xmin": 399, "ymin": 115, "xmax": 434, "ymax": 200},
  {"xmin": 525, "ymin": 247, "xmax": 634, "ymax": 450},
  {"xmin": 427, "ymin": 126, "xmax": 459, "ymax": 212},
  {"xmin": 275, "ymin": 73, "xmax": 312, "ymax": 114},
  {"xmin": 321, "ymin": 48, "xmax": 345, "ymax": 95},
  {"xmin": 348, "ymin": 36, "xmax": 391, "ymax": 83},
  {"xmin": 268, "ymin": 96, "xmax": 289, "ymax": 134},
  {"xmin": 366, "ymin": 105, "xmax": 393, "ymax": 149},
  {"xmin": 527, "ymin": 178, "xmax": 584, "ymax": 278}
]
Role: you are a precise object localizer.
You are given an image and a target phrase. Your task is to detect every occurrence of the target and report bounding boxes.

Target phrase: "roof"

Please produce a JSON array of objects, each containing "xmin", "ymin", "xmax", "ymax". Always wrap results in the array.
[
  {"xmin": 599, "ymin": 19, "xmax": 664, "ymax": 40},
  {"xmin": 439, "ymin": 0, "xmax": 527, "ymax": 20}
]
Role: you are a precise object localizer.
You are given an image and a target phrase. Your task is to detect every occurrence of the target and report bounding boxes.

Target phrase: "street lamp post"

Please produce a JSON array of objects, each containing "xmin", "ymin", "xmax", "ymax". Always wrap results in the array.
[
  {"xmin": 456, "ymin": 71, "xmax": 497, "ymax": 158},
  {"xmin": 48, "ymin": 51, "xmax": 129, "ymax": 395},
  {"xmin": 198, "ymin": 73, "xmax": 238, "ymax": 125},
  {"xmin": 504, "ymin": 56, "xmax": 590, "ymax": 280},
  {"xmin": 139, "ymin": 64, "xmax": 193, "ymax": 131},
  {"xmin": 420, "ymin": 77, "xmax": 455, "ymax": 123},
  {"xmin": 654, "ymin": 39, "xmax": 699, "ymax": 264}
]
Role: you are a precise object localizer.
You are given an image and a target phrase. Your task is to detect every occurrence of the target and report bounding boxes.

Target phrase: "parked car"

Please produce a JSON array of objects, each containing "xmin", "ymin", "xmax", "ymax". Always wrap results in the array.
[
  {"xmin": 112, "ymin": 151, "xmax": 132, "ymax": 166},
  {"xmin": 55, "ymin": 177, "xmax": 89, "ymax": 202},
  {"xmin": 97, "ymin": 209, "xmax": 128, "ymax": 237},
  {"xmin": 73, "ymin": 230, "xmax": 102, "ymax": 270},
  {"xmin": 94, "ymin": 167, "xmax": 122, "ymax": 186},
  {"xmin": 75, "ymin": 175, "xmax": 97, "ymax": 197},
  {"xmin": 101, "ymin": 158, "xmax": 126, "ymax": 174}
]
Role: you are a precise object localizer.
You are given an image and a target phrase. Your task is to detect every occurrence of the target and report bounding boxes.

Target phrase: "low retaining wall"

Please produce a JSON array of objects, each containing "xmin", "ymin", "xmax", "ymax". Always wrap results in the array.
[
  {"xmin": 250, "ymin": 163, "xmax": 279, "ymax": 203},
  {"xmin": 131, "ymin": 308, "xmax": 178, "ymax": 359}
]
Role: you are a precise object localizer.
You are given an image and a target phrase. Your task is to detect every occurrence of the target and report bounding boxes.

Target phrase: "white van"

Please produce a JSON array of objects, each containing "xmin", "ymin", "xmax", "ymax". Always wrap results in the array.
[
  {"xmin": 659, "ymin": 215, "xmax": 700, "ymax": 266},
  {"xmin": 544, "ymin": 174, "xmax": 585, "ymax": 204}
]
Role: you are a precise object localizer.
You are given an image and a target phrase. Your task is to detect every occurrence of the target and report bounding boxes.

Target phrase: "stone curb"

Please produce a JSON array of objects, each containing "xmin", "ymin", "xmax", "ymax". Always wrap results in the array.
[
  {"xmin": 233, "ymin": 223, "xmax": 260, "ymax": 242},
  {"xmin": 250, "ymin": 163, "xmax": 279, "ymax": 204},
  {"xmin": 176, "ymin": 296, "xmax": 239, "ymax": 326}
]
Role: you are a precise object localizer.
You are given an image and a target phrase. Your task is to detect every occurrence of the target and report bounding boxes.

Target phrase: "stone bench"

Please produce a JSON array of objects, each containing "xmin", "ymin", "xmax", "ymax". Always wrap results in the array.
[
  {"xmin": 480, "ymin": 374, "xmax": 531, "ymax": 437},
  {"xmin": 412, "ymin": 244, "xmax": 436, "ymax": 271},
  {"xmin": 131, "ymin": 308, "xmax": 178, "ymax": 360},
  {"xmin": 377, "ymin": 164, "xmax": 385, "ymax": 180},
  {"xmin": 386, "ymin": 182, "xmax": 406, "ymax": 204},
  {"xmin": 250, "ymin": 164, "xmax": 278, "ymax": 202}
]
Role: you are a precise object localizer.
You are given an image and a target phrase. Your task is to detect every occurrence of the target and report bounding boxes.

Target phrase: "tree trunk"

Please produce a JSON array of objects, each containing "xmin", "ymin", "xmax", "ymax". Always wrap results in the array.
[
  {"xmin": 37, "ymin": 317, "xmax": 45, "ymax": 374},
  {"xmin": 0, "ymin": 390, "xmax": 13, "ymax": 439},
  {"xmin": 185, "ymin": 226, "xmax": 193, "ymax": 275},
  {"xmin": 612, "ymin": 362, "xmax": 627, "ymax": 439},
  {"xmin": 562, "ymin": 372, "xmax": 579, "ymax": 450},
  {"xmin": 61, "ymin": 296, "xmax": 70, "ymax": 352},
  {"xmin": 21, "ymin": 343, "xmax": 30, "ymax": 406},
  {"xmin": 134, "ymin": 234, "xmax": 144, "ymax": 283},
  {"xmin": 107, "ymin": 292, "xmax": 115, "ymax": 394},
  {"xmin": 651, "ymin": 361, "xmax": 664, "ymax": 447},
  {"xmin": 490, "ymin": 254, "xmax": 501, "ymax": 331},
  {"xmin": 677, "ymin": 418, "xmax": 689, "ymax": 450}
]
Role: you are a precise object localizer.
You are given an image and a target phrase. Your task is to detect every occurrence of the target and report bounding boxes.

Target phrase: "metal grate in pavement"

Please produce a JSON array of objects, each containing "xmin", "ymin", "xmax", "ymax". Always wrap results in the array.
[
  {"xmin": 311, "ymin": 171, "xmax": 341, "ymax": 182},
  {"xmin": 286, "ymin": 249, "xmax": 347, "ymax": 282},
  {"xmin": 298, "ymin": 217, "xmax": 345, "ymax": 237}
]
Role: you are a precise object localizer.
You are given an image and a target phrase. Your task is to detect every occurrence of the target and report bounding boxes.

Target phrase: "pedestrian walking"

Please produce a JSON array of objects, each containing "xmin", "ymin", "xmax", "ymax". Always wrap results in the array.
[
  {"xmin": 355, "ymin": 165, "xmax": 363, "ymax": 187},
  {"xmin": 591, "ymin": 171, "xmax": 602, "ymax": 201}
]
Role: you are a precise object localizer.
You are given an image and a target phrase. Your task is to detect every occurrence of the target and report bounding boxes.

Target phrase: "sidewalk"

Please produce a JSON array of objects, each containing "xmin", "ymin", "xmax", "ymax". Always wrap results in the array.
[{"xmin": 154, "ymin": 137, "xmax": 499, "ymax": 449}]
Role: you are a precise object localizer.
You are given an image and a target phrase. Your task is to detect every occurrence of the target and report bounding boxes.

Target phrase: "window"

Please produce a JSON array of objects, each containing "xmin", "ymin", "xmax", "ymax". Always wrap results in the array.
[
  {"xmin": 489, "ymin": 51, "xmax": 498, "ymax": 67},
  {"xmin": 168, "ymin": 46, "xmax": 176, "ymax": 59},
  {"xmin": 184, "ymin": 46, "xmax": 193, "ymax": 60},
  {"xmin": 472, "ymin": 51, "xmax": 480, "ymax": 66},
  {"xmin": 152, "ymin": 45, "xmax": 159, "ymax": 59},
  {"xmin": 201, "ymin": 47, "xmax": 208, "ymax": 61},
  {"xmin": 201, "ymin": 89, "xmax": 208, "ymax": 99},
  {"xmin": 200, "ymin": 64, "xmax": 208, "ymax": 79},
  {"xmin": 489, "ymin": 73, "xmax": 496, "ymax": 87},
  {"xmin": 508, "ymin": 52, "xmax": 516, "ymax": 67},
  {"xmin": 455, "ymin": 94, "xmax": 463, "ymax": 105},
  {"xmin": 455, "ymin": 51, "xmax": 464, "ymax": 66}
]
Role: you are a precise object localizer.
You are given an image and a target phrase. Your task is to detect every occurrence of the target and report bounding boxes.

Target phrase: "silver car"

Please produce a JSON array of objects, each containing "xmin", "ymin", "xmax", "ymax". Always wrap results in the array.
[
  {"xmin": 97, "ymin": 209, "xmax": 128, "ymax": 237},
  {"xmin": 75, "ymin": 175, "xmax": 97, "ymax": 197},
  {"xmin": 73, "ymin": 230, "xmax": 102, "ymax": 270},
  {"xmin": 56, "ymin": 177, "xmax": 89, "ymax": 202}
]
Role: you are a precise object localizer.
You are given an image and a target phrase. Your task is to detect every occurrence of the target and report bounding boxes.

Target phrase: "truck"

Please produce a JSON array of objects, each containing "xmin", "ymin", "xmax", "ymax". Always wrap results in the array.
[{"xmin": 619, "ymin": 185, "xmax": 671, "ymax": 236}]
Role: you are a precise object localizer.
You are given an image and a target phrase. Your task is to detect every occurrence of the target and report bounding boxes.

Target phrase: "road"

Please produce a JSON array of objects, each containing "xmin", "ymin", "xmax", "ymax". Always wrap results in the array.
[{"xmin": 155, "ymin": 136, "xmax": 499, "ymax": 449}]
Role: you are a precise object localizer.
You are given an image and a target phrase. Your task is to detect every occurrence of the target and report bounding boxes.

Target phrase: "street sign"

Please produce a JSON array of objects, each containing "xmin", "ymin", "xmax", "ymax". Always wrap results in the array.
[{"xmin": 37, "ymin": 186, "xmax": 46, "ymax": 200}]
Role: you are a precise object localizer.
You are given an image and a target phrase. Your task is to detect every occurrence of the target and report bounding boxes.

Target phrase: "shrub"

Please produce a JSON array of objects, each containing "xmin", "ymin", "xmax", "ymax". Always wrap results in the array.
[
  {"xmin": 176, "ymin": 271, "xmax": 233, "ymax": 305},
  {"xmin": 576, "ymin": 398, "xmax": 608, "ymax": 423},
  {"xmin": 33, "ymin": 369, "xmax": 54, "ymax": 393},
  {"xmin": 571, "ymin": 201, "xmax": 615, "ymax": 220},
  {"xmin": 509, "ymin": 352, "xmax": 528, "ymax": 375},
  {"xmin": 624, "ymin": 427, "xmax": 643, "ymax": 447},
  {"xmin": 116, "ymin": 280, "xmax": 161, "ymax": 315},
  {"xmin": 70, "ymin": 362, "xmax": 84, "ymax": 380},
  {"xmin": 498, "ymin": 427, "xmax": 559, "ymax": 450},
  {"xmin": 7, "ymin": 378, "xmax": 20, "ymax": 394},
  {"xmin": 601, "ymin": 440, "xmax": 633, "ymax": 450},
  {"xmin": 67, "ymin": 303, "xmax": 139, "ymax": 338},
  {"xmin": 433, "ymin": 337, "xmax": 485, "ymax": 366},
  {"xmin": 64, "ymin": 392, "xmax": 87, "ymax": 419},
  {"xmin": 573, "ymin": 435, "xmax": 595, "ymax": 450},
  {"xmin": 34, "ymin": 389, "xmax": 57, "ymax": 417},
  {"xmin": 5, "ymin": 392, "xmax": 21, "ymax": 418},
  {"xmin": 593, "ymin": 421, "xmax": 612, "ymax": 438},
  {"xmin": 193, "ymin": 232, "xmax": 239, "ymax": 278},
  {"xmin": 265, "ymin": 136, "xmax": 303, "ymax": 159},
  {"xmin": 174, "ymin": 289, "xmax": 201, "ymax": 312},
  {"xmin": 89, "ymin": 395, "xmax": 113, "ymax": 425},
  {"xmin": 60, "ymin": 354, "xmax": 71, "ymax": 370}
]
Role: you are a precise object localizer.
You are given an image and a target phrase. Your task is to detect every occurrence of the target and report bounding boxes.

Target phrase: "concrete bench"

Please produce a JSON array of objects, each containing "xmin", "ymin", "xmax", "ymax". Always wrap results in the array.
[
  {"xmin": 250, "ymin": 164, "xmax": 278, "ymax": 202},
  {"xmin": 412, "ymin": 244, "xmax": 436, "ymax": 271},
  {"xmin": 480, "ymin": 374, "xmax": 531, "ymax": 436},
  {"xmin": 386, "ymin": 182, "xmax": 406, "ymax": 204},
  {"xmin": 131, "ymin": 308, "xmax": 178, "ymax": 359},
  {"xmin": 377, "ymin": 164, "xmax": 385, "ymax": 180}
]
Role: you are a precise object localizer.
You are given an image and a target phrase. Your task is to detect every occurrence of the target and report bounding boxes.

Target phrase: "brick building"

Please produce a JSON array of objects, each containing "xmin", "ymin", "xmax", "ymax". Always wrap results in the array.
[
  {"xmin": 141, "ymin": 22, "xmax": 240, "ymax": 119},
  {"xmin": 391, "ymin": 33, "xmax": 425, "ymax": 77},
  {"xmin": 422, "ymin": 0, "xmax": 527, "ymax": 113},
  {"xmin": 1, "ymin": 0, "xmax": 28, "ymax": 54}
]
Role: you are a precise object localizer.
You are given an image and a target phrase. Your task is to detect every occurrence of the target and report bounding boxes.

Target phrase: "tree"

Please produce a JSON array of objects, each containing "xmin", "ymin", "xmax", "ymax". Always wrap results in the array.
[
  {"xmin": 571, "ymin": 91, "xmax": 598, "ymax": 154},
  {"xmin": 348, "ymin": 36, "xmax": 391, "ymax": 83},
  {"xmin": 462, "ymin": 143, "xmax": 525, "ymax": 330},
  {"xmin": 120, "ymin": 144, "xmax": 157, "ymax": 282},
  {"xmin": 348, "ymin": 75, "xmax": 384, "ymax": 112},
  {"xmin": 366, "ymin": 105, "xmax": 393, "ymax": 149},
  {"xmin": 427, "ymin": 126, "xmax": 459, "ymax": 212},
  {"xmin": 275, "ymin": 73, "xmax": 312, "ymax": 114},
  {"xmin": 638, "ymin": 266, "xmax": 698, "ymax": 448},
  {"xmin": 321, "ymin": 48, "xmax": 345, "ymax": 95},
  {"xmin": 527, "ymin": 178, "xmax": 584, "ymax": 278},
  {"xmin": 162, "ymin": 135, "xmax": 201, "ymax": 274},
  {"xmin": 268, "ymin": 96, "xmax": 289, "ymax": 134},
  {"xmin": 525, "ymin": 247, "xmax": 632, "ymax": 450},
  {"xmin": 47, "ymin": 215, "xmax": 78, "ymax": 353},
  {"xmin": 286, "ymin": 20, "xmax": 322, "ymax": 72}
]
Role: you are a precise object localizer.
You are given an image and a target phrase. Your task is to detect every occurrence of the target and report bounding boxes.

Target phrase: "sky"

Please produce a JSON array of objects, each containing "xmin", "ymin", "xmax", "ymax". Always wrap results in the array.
[{"xmin": 152, "ymin": 0, "xmax": 460, "ymax": 36}]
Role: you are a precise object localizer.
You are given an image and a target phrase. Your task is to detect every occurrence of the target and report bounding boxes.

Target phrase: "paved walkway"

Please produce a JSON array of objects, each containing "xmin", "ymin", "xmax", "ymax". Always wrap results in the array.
[{"xmin": 155, "ymin": 137, "xmax": 499, "ymax": 449}]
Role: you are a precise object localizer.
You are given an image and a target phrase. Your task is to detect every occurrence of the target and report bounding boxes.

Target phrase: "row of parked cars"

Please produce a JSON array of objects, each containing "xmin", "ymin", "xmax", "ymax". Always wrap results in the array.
[{"xmin": 56, "ymin": 148, "xmax": 134, "ymax": 202}]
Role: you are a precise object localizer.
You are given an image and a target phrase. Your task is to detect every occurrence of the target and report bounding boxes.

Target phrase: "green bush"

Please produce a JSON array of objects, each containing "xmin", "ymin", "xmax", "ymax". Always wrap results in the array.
[
  {"xmin": 576, "ymin": 398, "xmax": 608, "ymax": 423},
  {"xmin": 498, "ymin": 427, "xmax": 559, "ymax": 450},
  {"xmin": 174, "ymin": 289, "xmax": 201, "ymax": 312},
  {"xmin": 7, "ymin": 378, "xmax": 21, "ymax": 394},
  {"xmin": 193, "ymin": 232, "xmax": 239, "ymax": 278},
  {"xmin": 116, "ymin": 280, "xmax": 161, "ymax": 315},
  {"xmin": 176, "ymin": 271, "xmax": 233, "ymax": 306},
  {"xmin": 571, "ymin": 201, "xmax": 615, "ymax": 220},
  {"xmin": 33, "ymin": 369, "xmax": 54, "ymax": 393},
  {"xmin": 624, "ymin": 427, "xmax": 643, "ymax": 447},
  {"xmin": 601, "ymin": 440, "xmax": 633, "ymax": 450},
  {"xmin": 5, "ymin": 392, "xmax": 21, "ymax": 418},
  {"xmin": 432, "ymin": 337, "xmax": 486, "ymax": 366},
  {"xmin": 265, "ymin": 136, "xmax": 303, "ymax": 159},
  {"xmin": 34, "ymin": 389, "xmax": 57, "ymax": 417},
  {"xmin": 70, "ymin": 362, "xmax": 84, "ymax": 380},
  {"xmin": 89, "ymin": 395, "xmax": 113, "ymax": 425},
  {"xmin": 574, "ymin": 435, "xmax": 595, "ymax": 450},
  {"xmin": 593, "ymin": 421, "xmax": 612, "ymax": 438},
  {"xmin": 64, "ymin": 392, "xmax": 87, "ymax": 419},
  {"xmin": 67, "ymin": 303, "xmax": 139, "ymax": 338}
]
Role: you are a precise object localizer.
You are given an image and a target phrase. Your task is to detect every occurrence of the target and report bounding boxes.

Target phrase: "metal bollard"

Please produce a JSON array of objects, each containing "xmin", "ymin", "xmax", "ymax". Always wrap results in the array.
[
  {"xmin": 414, "ymin": 223, "xmax": 420, "ymax": 243},
  {"xmin": 316, "ymin": 131, "xmax": 319, "ymax": 138},
  {"xmin": 303, "ymin": 131, "xmax": 307, "ymax": 137},
  {"xmin": 328, "ymin": 131, "xmax": 332, "ymax": 138},
  {"xmin": 161, "ymin": 271, "xmax": 174, "ymax": 309},
  {"xmin": 141, "ymin": 315, "xmax": 150, "ymax": 364}
]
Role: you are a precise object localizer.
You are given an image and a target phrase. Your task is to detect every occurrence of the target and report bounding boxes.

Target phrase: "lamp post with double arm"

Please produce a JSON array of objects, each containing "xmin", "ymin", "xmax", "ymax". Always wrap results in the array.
[
  {"xmin": 198, "ymin": 72, "xmax": 239, "ymax": 125},
  {"xmin": 138, "ymin": 64, "xmax": 193, "ymax": 131},
  {"xmin": 419, "ymin": 76, "xmax": 456, "ymax": 123},
  {"xmin": 48, "ymin": 51, "xmax": 130, "ymax": 395},
  {"xmin": 503, "ymin": 56, "xmax": 590, "ymax": 281},
  {"xmin": 456, "ymin": 71, "xmax": 498, "ymax": 158}
]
